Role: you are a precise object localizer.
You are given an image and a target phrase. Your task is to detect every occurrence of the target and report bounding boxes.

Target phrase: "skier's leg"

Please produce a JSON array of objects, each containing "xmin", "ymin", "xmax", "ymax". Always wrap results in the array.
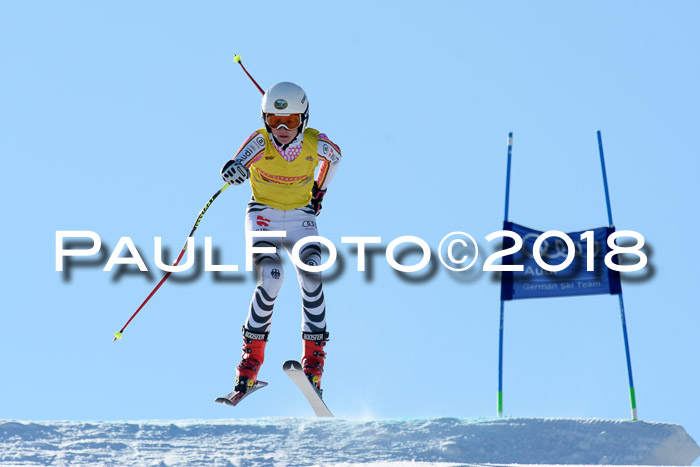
[
  {"xmin": 285, "ymin": 209, "xmax": 328, "ymax": 391},
  {"xmin": 296, "ymin": 241, "xmax": 329, "ymax": 388},
  {"xmin": 235, "ymin": 247, "xmax": 282, "ymax": 390},
  {"xmin": 236, "ymin": 203, "xmax": 285, "ymax": 390}
]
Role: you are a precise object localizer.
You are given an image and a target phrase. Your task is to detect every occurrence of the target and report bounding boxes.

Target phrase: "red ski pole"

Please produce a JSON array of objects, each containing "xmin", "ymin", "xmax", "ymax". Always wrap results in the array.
[
  {"xmin": 114, "ymin": 54, "xmax": 264, "ymax": 341},
  {"xmin": 113, "ymin": 183, "xmax": 230, "ymax": 341},
  {"xmin": 233, "ymin": 55, "xmax": 265, "ymax": 95}
]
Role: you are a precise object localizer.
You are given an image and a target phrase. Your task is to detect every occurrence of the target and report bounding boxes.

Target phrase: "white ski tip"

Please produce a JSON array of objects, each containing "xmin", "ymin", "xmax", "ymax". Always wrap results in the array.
[{"xmin": 283, "ymin": 360, "xmax": 302, "ymax": 371}]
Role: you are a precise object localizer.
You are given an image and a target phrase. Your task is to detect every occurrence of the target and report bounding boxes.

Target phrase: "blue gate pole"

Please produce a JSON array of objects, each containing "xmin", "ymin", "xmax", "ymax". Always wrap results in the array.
[
  {"xmin": 498, "ymin": 132, "xmax": 513, "ymax": 416},
  {"xmin": 617, "ymin": 294, "xmax": 637, "ymax": 420},
  {"xmin": 498, "ymin": 300, "xmax": 505, "ymax": 416},
  {"xmin": 597, "ymin": 131, "xmax": 614, "ymax": 227},
  {"xmin": 504, "ymin": 132, "xmax": 514, "ymax": 222},
  {"xmin": 597, "ymin": 130, "xmax": 638, "ymax": 421}
]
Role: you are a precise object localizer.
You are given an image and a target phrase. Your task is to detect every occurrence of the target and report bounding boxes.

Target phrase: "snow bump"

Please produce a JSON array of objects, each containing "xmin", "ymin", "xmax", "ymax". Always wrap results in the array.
[{"xmin": 0, "ymin": 417, "xmax": 698, "ymax": 466}]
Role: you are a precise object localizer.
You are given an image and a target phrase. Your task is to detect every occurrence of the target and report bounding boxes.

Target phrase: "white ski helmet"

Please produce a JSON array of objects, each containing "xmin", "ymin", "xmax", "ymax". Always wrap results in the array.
[{"xmin": 261, "ymin": 82, "xmax": 309, "ymax": 133}]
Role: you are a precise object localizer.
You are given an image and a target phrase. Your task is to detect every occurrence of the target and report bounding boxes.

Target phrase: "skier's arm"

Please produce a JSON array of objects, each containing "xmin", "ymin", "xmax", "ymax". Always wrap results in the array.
[
  {"xmin": 232, "ymin": 131, "xmax": 266, "ymax": 168},
  {"xmin": 221, "ymin": 131, "xmax": 266, "ymax": 185},
  {"xmin": 310, "ymin": 134, "xmax": 341, "ymax": 215},
  {"xmin": 315, "ymin": 134, "xmax": 342, "ymax": 190}
]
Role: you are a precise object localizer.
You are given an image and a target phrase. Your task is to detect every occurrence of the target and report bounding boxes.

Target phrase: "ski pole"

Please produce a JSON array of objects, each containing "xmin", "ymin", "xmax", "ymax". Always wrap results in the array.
[
  {"xmin": 115, "ymin": 54, "xmax": 261, "ymax": 341},
  {"xmin": 113, "ymin": 183, "xmax": 230, "ymax": 341},
  {"xmin": 233, "ymin": 55, "xmax": 265, "ymax": 95}
]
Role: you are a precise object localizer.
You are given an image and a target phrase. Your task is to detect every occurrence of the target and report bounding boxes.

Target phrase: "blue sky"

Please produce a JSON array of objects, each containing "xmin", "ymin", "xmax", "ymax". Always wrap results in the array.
[{"xmin": 2, "ymin": 0, "xmax": 699, "ymax": 450}]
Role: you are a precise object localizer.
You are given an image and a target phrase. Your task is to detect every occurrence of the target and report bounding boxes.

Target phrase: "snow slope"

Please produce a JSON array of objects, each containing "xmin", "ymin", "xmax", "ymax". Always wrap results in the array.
[{"xmin": 0, "ymin": 417, "xmax": 698, "ymax": 466}]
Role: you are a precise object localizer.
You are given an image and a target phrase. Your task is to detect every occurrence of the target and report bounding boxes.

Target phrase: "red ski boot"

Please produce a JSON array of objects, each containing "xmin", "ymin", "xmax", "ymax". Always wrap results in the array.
[
  {"xmin": 301, "ymin": 331, "xmax": 329, "ymax": 395},
  {"xmin": 235, "ymin": 327, "xmax": 268, "ymax": 393}
]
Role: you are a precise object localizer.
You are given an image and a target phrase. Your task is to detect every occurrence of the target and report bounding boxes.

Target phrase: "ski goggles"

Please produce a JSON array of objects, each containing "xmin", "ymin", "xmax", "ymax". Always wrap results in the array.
[{"xmin": 265, "ymin": 113, "xmax": 302, "ymax": 130}]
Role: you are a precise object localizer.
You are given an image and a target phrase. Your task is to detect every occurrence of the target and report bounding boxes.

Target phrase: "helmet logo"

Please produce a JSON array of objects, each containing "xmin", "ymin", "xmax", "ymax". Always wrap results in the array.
[{"xmin": 274, "ymin": 99, "xmax": 288, "ymax": 110}]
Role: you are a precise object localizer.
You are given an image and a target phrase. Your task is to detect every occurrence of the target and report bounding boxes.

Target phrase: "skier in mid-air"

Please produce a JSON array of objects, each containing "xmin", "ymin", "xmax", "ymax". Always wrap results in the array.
[{"xmin": 220, "ymin": 82, "xmax": 341, "ymax": 398}]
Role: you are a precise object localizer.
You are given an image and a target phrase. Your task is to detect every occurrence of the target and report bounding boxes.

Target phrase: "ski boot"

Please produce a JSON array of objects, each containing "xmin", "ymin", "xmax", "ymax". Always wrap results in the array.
[
  {"xmin": 301, "ymin": 331, "xmax": 329, "ymax": 397},
  {"xmin": 235, "ymin": 327, "xmax": 269, "ymax": 394}
]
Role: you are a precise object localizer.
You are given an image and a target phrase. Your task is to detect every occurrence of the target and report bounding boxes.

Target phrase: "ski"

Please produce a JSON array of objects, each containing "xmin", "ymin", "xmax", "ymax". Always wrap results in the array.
[
  {"xmin": 282, "ymin": 360, "xmax": 333, "ymax": 417},
  {"xmin": 214, "ymin": 380, "xmax": 268, "ymax": 407}
]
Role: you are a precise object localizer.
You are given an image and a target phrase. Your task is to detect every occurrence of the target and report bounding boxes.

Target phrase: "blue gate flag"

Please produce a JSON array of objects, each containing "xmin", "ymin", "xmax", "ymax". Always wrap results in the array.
[{"xmin": 500, "ymin": 221, "xmax": 622, "ymax": 301}]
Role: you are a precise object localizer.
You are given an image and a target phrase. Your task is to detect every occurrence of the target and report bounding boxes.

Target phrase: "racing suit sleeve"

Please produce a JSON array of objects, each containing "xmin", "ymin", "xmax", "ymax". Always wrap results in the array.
[
  {"xmin": 315, "ymin": 133, "xmax": 342, "ymax": 190},
  {"xmin": 232, "ymin": 131, "xmax": 266, "ymax": 168}
]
